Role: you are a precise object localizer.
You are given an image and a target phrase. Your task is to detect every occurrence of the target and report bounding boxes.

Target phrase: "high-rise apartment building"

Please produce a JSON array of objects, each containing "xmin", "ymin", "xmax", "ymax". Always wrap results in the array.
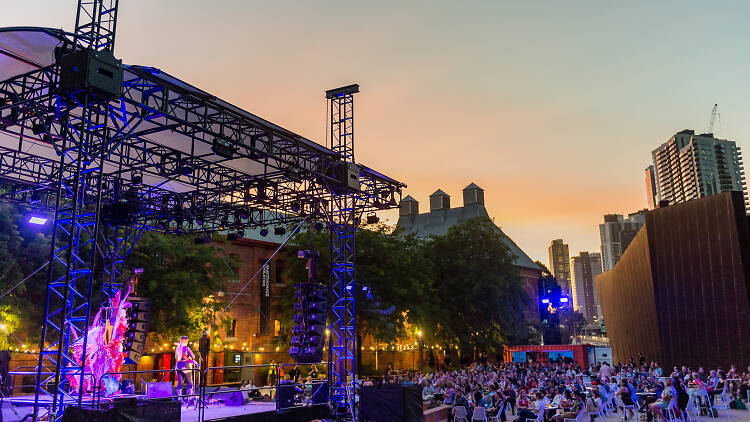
[
  {"xmin": 645, "ymin": 165, "xmax": 657, "ymax": 210},
  {"xmin": 599, "ymin": 211, "xmax": 647, "ymax": 272},
  {"xmin": 650, "ymin": 129, "xmax": 746, "ymax": 206},
  {"xmin": 548, "ymin": 239, "xmax": 571, "ymax": 294},
  {"xmin": 571, "ymin": 252, "xmax": 602, "ymax": 322}
]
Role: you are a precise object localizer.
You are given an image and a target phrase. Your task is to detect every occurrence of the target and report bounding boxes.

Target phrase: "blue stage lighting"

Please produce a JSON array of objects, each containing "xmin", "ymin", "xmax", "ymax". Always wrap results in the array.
[
  {"xmin": 560, "ymin": 297, "xmax": 569, "ymax": 303},
  {"xmin": 28, "ymin": 215, "xmax": 48, "ymax": 225},
  {"xmin": 541, "ymin": 299, "xmax": 550, "ymax": 304}
]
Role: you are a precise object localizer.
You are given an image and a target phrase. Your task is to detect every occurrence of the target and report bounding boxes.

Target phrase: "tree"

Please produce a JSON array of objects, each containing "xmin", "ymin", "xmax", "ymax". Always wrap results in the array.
[
  {"xmin": 426, "ymin": 217, "xmax": 529, "ymax": 357},
  {"xmin": 279, "ymin": 223, "xmax": 435, "ymax": 348},
  {"xmin": 0, "ymin": 203, "xmax": 52, "ymax": 347},
  {"xmin": 126, "ymin": 233, "xmax": 238, "ymax": 341}
]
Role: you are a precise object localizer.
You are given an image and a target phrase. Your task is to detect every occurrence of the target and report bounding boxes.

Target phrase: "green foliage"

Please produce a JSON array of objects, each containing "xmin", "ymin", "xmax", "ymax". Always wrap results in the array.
[
  {"xmin": 0, "ymin": 203, "xmax": 52, "ymax": 346},
  {"xmin": 0, "ymin": 305, "xmax": 21, "ymax": 349},
  {"xmin": 426, "ymin": 217, "xmax": 529, "ymax": 354},
  {"xmin": 280, "ymin": 223, "xmax": 435, "ymax": 345},
  {"xmin": 280, "ymin": 217, "xmax": 532, "ymax": 357},
  {"xmin": 126, "ymin": 233, "xmax": 238, "ymax": 341}
]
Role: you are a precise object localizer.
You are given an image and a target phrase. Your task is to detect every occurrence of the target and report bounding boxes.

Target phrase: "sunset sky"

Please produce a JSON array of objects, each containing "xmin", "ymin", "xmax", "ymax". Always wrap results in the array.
[{"xmin": 4, "ymin": 1, "xmax": 750, "ymax": 263}]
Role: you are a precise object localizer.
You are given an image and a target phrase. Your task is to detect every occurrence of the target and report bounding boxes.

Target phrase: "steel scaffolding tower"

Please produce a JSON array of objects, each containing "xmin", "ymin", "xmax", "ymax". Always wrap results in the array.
[{"xmin": 326, "ymin": 84, "xmax": 359, "ymax": 419}]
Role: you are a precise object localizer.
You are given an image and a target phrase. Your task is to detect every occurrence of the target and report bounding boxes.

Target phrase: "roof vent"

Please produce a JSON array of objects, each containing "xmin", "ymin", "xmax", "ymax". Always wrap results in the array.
[
  {"xmin": 462, "ymin": 183, "xmax": 484, "ymax": 205},
  {"xmin": 399, "ymin": 195, "xmax": 419, "ymax": 216},
  {"xmin": 429, "ymin": 189, "xmax": 450, "ymax": 211}
]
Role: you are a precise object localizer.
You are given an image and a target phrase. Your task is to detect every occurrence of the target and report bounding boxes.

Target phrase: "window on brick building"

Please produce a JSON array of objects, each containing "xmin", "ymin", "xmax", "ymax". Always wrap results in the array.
[
  {"xmin": 274, "ymin": 320, "xmax": 281, "ymax": 337},
  {"xmin": 228, "ymin": 318, "xmax": 237, "ymax": 337}
]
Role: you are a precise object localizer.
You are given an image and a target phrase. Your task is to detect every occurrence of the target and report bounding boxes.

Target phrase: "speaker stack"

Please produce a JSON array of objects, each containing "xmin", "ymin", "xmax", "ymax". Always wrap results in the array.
[
  {"xmin": 289, "ymin": 282, "xmax": 326, "ymax": 363},
  {"xmin": 124, "ymin": 297, "xmax": 151, "ymax": 364}
]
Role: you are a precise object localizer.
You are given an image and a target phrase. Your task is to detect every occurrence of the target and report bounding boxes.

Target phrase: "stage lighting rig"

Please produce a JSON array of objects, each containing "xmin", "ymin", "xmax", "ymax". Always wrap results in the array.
[
  {"xmin": 211, "ymin": 137, "xmax": 235, "ymax": 159},
  {"xmin": 366, "ymin": 213, "xmax": 379, "ymax": 225},
  {"xmin": 274, "ymin": 226, "xmax": 286, "ymax": 236},
  {"xmin": 259, "ymin": 228, "xmax": 269, "ymax": 237}
]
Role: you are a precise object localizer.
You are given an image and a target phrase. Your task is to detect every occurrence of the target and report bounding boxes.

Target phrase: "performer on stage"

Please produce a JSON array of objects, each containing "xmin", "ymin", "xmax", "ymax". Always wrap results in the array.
[{"xmin": 175, "ymin": 336, "xmax": 196, "ymax": 395}]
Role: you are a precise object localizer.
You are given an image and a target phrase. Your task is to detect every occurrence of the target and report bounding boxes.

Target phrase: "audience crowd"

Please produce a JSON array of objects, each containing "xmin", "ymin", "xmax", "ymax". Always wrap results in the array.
[{"xmin": 365, "ymin": 356, "xmax": 750, "ymax": 421}]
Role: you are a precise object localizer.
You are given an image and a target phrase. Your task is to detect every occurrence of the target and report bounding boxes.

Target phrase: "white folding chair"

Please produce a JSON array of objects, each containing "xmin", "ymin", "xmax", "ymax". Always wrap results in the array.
[
  {"xmin": 564, "ymin": 408, "xmax": 585, "ymax": 422},
  {"xmin": 471, "ymin": 406, "xmax": 488, "ymax": 422},
  {"xmin": 684, "ymin": 395, "xmax": 700, "ymax": 421},
  {"xmin": 712, "ymin": 384, "xmax": 730, "ymax": 414},
  {"xmin": 664, "ymin": 398, "xmax": 683, "ymax": 421},
  {"xmin": 616, "ymin": 396, "xmax": 636, "ymax": 420},
  {"xmin": 453, "ymin": 405, "xmax": 468, "ymax": 422}
]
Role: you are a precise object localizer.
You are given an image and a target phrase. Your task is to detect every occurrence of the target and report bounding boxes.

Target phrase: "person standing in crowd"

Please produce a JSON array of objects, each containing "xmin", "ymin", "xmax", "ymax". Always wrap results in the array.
[{"xmin": 288, "ymin": 364, "xmax": 301, "ymax": 383}]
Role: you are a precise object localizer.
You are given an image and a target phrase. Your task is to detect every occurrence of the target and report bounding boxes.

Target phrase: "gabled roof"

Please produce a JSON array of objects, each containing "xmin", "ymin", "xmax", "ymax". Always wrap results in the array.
[
  {"xmin": 401, "ymin": 195, "xmax": 418, "ymax": 202},
  {"xmin": 429, "ymin": 189, "xmax": 450, "ymax": 197},
  {"xmin": 396, "ymin": 202, "xmax": 540, "ymax": 271},
  {"xmin": 463, "ymin": 182, "xmax": 483, "ymax": 191}
]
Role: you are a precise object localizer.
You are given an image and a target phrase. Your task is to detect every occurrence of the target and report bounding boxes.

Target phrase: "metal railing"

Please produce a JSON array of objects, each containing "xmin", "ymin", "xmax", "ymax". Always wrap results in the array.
[
  {"xmin": 8, "ymin": 362, "xmax": 332, "ymax": 421},
  {"xmin": 275, "ymin": 362, "xmax": 329, "ymax": 412},
  {"xmin": 95, "ymin": 367, "xmax": 200, "ymax": 409},
  {"xmin": 199, "ymin": 363, "xmax": 275, "ymax": 421}
]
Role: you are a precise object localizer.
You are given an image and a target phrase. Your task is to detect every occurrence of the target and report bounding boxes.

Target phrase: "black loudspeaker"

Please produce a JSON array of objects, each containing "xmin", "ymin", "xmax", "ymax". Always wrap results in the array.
[
  {"xmin": 290, "ymin": 283, "xmax": 326, "ymax": 363},
  {"xmin": 277, "ymin": 381, "xmax": 298, "ymax": 409},
  {"xmin": 225, "ymin": 391, "xmax": 244, "ymax": 406},
  {"xmin": 124, "ymin": 297, "xmax": 151, "ymax": 364}
]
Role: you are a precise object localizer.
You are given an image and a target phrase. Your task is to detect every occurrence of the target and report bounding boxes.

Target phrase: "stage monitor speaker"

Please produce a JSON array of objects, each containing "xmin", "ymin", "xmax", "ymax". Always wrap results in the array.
[
  {"xmin": 311, "ymin": 381, "xmax": 328, "ymax": 404},
  {"xmin": 225, "ymin": 391, "xmax": 244, "ymax": 406},
  {"xmin": 146, "ymin": 381, "xmax": 173, "ymax": 399},
  {"xmin": 277, "ymin": 381, "xmax": 298, "ymax": 409}
]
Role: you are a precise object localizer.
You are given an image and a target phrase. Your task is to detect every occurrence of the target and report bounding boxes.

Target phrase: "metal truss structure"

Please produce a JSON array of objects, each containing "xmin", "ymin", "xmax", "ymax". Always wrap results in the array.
[
  {"xmin": 326, "ymin": 84, "xmax": 359, "ymax": 419},
  {"xmin": 0, "ymin": 1, "xmax": 404, "ymax": 420}
]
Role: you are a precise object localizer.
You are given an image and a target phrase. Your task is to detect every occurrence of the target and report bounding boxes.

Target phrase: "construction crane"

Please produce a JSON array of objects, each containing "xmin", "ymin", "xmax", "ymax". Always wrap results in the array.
[{"xmin": 708, "ymin": 103, "xmax": 718, "ymax": 134}]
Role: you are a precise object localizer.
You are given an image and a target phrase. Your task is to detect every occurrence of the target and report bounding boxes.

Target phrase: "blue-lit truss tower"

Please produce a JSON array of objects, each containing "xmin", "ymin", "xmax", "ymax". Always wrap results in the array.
[
  {"xmin": 0, "ymin": 1, "xmax": 404, "ymax": 420},
  {"xmin": 325, "ymin": 84, "xmax": 359, "ymax": 419}
]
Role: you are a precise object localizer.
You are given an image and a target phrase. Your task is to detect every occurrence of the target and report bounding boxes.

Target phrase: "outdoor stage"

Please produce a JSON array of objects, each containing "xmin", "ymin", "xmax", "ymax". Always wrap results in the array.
[{"xmin": 1, "ymin": 394, "xmax": 328, "ymax": 422}]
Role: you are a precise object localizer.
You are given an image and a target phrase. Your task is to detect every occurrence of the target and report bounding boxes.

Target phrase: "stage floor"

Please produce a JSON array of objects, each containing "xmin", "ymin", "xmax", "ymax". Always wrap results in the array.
[{"xmin": 1, "ymin": 394, "xmax": 310, "ymax": 422}]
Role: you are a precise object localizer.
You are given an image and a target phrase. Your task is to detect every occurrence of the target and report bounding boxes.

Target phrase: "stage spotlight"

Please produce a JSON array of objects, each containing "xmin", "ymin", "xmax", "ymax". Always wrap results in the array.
[
  {"xmin": 560, "ymin": 297, "xmax": 569, "ymax": 303},
  {"xmin": 259, "ymin": 228, "xmax": 268, "ymax": 237},
  {"xmin": 236, "ymin": 230, "xmax": 244, "ymax": 239},
  {"xmin": 541, "ymin": 299, "xmax": 550, "ymax": 304},
  {"xmin": 131, "ymin": 172, "xmax": 143, "ymax": 185},
  {"xmin": 31, "ymin": 122, "xmax": 45, "ymax": 135},
  {"xmin": 28, "ymin": 215, "xmax": 48, "ymax": 225},
  {"xmin": 314, "ymin": 222, "xmax": 324, "ymax": 232},
  {"xmin": 366, "ymin": 213, "xmax": 379, "ymax": 225},
  {"xmin": 274, "ymin": 226, "xmax": 286, "ymax": 236},
  {"xmin": 227, "ymin": 232, "xmax": 238, "ymax": 241}
]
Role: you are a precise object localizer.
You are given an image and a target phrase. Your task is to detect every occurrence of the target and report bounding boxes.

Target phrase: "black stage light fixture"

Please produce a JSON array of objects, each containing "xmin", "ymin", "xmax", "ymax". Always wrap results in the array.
[
  {"xmin": 31, "ymin": 122, "xmax": 45, "ymax": 135},
  {"xmin": 212, "ymin": 137, "xmax": 235, "ymax": 159},
  {"xmin": 259, "ymin": 227, "xmax": 269, "ymax": 237},
  {"xmin": 314, "ymin": 222, "xmax": 324, "ymax": 232},
  {"xmin": 227, "ymin": 232, "xmax": 238, "ymax": 241},
  {"xmin": 366, "ymin": 213, "xmax": 379, "ymax": 225},
  {"xmin": 131, "ymin": 172, "xmax": 143, "ymax": 185},
  {"xmin": 236, "ymin": 230, "xmax": 244, "ymax": 239},
  {"xmin": 274, "ymin": 226, "xmax": 286, "ymax": 236}
]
